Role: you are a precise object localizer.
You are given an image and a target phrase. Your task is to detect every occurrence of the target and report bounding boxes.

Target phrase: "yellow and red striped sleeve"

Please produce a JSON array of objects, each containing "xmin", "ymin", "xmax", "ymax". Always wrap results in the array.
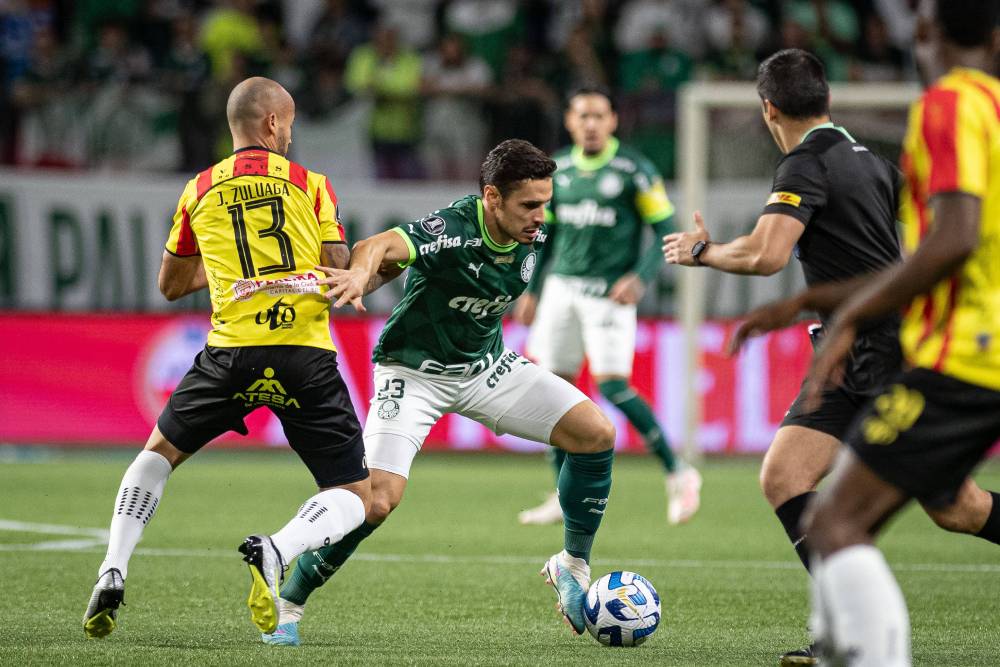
[
  {"xmin": 165, "ymin": 178, "xmax": 199, "ymax": 256},
  {"xmin": 922, "ymin": 83, "xmax": 988, "ymax": 198},
  {"xmin": 309, "ymin": 171, "xmax": 345, "ymax": 243}
]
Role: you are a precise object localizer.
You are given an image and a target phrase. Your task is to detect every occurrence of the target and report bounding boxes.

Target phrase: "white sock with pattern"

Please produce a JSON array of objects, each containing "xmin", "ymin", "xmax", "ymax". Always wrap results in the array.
[
  {"xmin": 270, "ymin": 488, "xmax": 365, "ymax": 562},
  {"xmin": 98, "ymin": 450, "xmax": 172, "ymax": 579}
]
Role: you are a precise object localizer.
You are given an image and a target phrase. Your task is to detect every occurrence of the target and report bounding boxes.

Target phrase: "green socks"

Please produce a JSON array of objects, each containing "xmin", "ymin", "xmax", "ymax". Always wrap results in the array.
[
  {"xmin": 280, "ymin": 521, "xmax": 379, "ymax": 605},
  {"xmin": 548, "ymin": 446, "xmax": 567, "ymax": 486},
  {"xmin": 557, "ymin": 449, "xmax": 614, "ymax": 563},
  {"xmin": 598, "ymin": 378, "xmax": 676, "ymax": 473}
]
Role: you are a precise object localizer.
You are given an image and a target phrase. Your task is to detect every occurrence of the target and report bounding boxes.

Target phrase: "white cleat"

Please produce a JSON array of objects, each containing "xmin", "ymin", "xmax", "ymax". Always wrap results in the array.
[
  {"xmin": 540, "ymin": 550, "xmax": 591, "ymax": 634},
  {"xmin": 666, "ymin": 466, "xmax": 702, "ymax": 525},
  {"xmin": 518, "ymin": 492, "xmax": 563, "ymax": 525}
]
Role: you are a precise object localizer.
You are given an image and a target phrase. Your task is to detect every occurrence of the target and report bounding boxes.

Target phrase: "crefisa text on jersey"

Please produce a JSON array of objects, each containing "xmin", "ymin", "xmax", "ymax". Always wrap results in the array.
[{"xmin": 216, "ymin": 181, "xmax": 290, "ymax": 206}]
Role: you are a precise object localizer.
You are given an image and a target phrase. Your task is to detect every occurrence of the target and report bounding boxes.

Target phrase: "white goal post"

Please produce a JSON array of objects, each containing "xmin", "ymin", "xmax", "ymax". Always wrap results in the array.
[{"xmin": 675, "ymin": 81, "xmax": 921, "ymax": 461}]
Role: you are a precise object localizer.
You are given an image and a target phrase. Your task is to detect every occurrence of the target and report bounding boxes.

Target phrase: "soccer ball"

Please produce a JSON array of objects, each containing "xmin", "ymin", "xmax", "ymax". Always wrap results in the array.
[{"xmin": 583, "ymin": 571, "xmax": 661, "ymax": 646}]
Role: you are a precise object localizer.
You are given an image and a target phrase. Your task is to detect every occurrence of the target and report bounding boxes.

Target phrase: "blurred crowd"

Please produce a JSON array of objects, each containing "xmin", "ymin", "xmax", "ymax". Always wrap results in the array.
[{"xmin": 0, "ymin": 0, "xmax": 918, "ymax": 179}]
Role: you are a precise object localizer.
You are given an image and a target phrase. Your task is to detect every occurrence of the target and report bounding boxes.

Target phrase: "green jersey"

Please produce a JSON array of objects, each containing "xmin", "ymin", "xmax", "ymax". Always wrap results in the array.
[
  {"xmin": 544, "ymin": 137, "xmax": 675, "ymax": 294},
  {"xmin": 372, "ymin": 195, "xmax": 545, "ymax": 376}
]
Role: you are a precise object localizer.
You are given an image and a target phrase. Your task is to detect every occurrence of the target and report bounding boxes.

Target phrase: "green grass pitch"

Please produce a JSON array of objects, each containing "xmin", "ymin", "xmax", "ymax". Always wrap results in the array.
[{"xmin": 1, "ymin": 448, "xmax": 998, "ymax": 665}]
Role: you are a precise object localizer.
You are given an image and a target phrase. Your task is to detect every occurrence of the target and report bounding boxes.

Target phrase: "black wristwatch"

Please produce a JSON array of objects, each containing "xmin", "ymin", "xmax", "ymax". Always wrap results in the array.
[{"xmin": 691, "ymin": 240, "xmax": 710, "ymax": 265}]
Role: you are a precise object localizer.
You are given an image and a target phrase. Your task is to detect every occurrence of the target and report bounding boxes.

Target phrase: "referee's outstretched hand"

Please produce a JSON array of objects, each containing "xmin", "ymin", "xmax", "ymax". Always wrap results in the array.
[
  {"xmin": 662, "ymin": 211, "xmax": 710, "ymax": 266},
  {"xmin": 315, "ymin": 265, "xmax": 367, "ymax": 313}
]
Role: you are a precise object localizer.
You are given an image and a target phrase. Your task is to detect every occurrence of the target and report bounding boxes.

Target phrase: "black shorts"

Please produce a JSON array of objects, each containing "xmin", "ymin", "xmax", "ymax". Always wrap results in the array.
[
  {"xmin": 845, "ymin": 368, "xmax": 1000, "ymax": 507},
  {"xmin": 157, "ymin": 345, "xmax": 367, "ymax": 488},
  {"xmin": 781, "ymin": 325, "xmax": 902, "ymax": 439}
]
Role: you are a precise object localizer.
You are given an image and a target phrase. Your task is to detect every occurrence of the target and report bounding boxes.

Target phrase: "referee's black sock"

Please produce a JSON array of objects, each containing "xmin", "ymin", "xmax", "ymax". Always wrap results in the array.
[
  {"xmin": 975, "ymin": 491, "xmax": 1000, "ymax": 545},
  {"xmin": 775, "ymin": 491, "xmax": 816, "ymax": 572}
]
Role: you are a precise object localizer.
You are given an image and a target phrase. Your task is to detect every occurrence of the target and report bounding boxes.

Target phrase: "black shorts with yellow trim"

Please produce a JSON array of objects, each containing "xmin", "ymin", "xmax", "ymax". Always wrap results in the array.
[
  {"xmin": 844, "ymin": 367, "xmax": 1000, "ymax": 508},
  {"xmin": 157, "ymin": 345, "xmax": 367, "ymax": 488}
]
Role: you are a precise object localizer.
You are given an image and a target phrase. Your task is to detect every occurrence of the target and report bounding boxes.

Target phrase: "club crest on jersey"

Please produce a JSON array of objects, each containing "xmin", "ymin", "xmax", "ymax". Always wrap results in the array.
[
  {"xmin": 377, "ymin": 399, "xmax": 400, "ymax": 420},
  {"xmin": 598, "ymin": 172, "xmax": 624, "ymax": 198},
  {"xmin": 420, "ymin": 215, "xmax": 447, "ymax": 235},
  {"xmin": 521, "ymin": 253, "xmax": 536, "ymax": 283}
]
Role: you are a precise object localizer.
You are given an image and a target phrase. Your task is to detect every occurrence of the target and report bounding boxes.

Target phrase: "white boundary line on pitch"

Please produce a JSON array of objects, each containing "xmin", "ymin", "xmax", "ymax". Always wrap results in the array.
[{"xmin": 1, "ymin": 519, "xmax": 998, "ymax": 573}]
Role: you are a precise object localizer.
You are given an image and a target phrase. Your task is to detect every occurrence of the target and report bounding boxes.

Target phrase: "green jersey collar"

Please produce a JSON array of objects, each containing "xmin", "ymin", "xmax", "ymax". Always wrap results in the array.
[
  {"xmin": 800, "ymin": 121, "xmax": 855, "ymax": 144},
  {"xmin": 571, "ymin": 136, "xmax": 620, "ymax": 172},
  {"xmin": 476, "ymin": 197, "xmax": 518, "ymax": 253}
]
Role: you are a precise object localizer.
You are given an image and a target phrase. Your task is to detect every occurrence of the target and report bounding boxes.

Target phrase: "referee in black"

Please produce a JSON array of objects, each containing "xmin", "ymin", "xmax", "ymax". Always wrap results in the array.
[{"xmin": 663, "ymin": 48, "xmax": 1000, "ymax": 665}]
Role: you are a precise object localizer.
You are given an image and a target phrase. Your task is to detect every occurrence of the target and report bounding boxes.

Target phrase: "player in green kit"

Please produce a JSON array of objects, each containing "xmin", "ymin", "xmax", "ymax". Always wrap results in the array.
[
  {"xmin": 514, "ymin": 86, "xmax": 701, "ymax": 526},
  {"xmin": 257, "ymin": 139, "xmax": 617, "ymax": 646}
]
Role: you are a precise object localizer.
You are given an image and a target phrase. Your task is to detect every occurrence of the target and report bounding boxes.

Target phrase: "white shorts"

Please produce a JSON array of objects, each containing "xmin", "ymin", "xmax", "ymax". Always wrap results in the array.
[
  {"xmin": 527, "ymin": 274, "xmax": 637, "ymax": 377},
  {"xmin": 364, "ymin": 349, "xmax": 588, "ymax": 478}
]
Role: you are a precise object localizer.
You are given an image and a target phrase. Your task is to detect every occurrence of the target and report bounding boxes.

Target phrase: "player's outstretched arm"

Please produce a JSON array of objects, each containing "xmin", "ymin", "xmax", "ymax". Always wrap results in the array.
[
  {"xmin": 316, "ymin": 229, "xmax": 411, "ymax": 311},
  {"xmin": 727, "ymin": 273, "xmax": 881, "ymax": 355},
  {"xmin": 663, "ymin": 211, "xmax": 803, "ymax": 275},
  {"xmin": 321, "ymin": 242, "xmax": 351, "ymax": 270},
  {"xmin": 158, "ymin": 251, "xmax": 207, "ymax": 301},
  {"xmin": 805, "ymin": 193, "xmax": 982, "ymax": 408}
]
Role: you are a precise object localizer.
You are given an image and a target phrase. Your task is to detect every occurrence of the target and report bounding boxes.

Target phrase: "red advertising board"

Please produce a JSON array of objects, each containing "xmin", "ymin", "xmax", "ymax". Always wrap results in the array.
[{"xmin": 0, "ymin": 313, "xmax": 814, "ymax": 453}]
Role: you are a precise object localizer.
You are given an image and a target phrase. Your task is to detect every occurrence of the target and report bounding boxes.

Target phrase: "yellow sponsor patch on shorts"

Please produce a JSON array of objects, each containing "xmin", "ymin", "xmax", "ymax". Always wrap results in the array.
[{"xmin": 767, "ymin": 191, "xmax": 802, "ymax": 207}]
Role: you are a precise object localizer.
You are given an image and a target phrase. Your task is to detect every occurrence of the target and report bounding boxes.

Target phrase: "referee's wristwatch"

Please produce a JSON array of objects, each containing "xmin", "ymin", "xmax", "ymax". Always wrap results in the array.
[{"xmin": 691, "ymin": 240, "xmax": 710, "ymax": 266}]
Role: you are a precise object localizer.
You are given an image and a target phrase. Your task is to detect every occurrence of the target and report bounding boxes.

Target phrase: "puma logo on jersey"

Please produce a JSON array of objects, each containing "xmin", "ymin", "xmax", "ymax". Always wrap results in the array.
[{"xmin": 468, "ymin": 262, "xmax": 483, "ymax": 278}]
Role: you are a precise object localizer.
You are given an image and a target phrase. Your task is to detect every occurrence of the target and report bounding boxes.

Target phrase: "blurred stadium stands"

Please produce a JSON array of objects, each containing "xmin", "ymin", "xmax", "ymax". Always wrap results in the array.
[{"xmin": 1, "ymin": 0, "xmax": 916, "ymax": 179}]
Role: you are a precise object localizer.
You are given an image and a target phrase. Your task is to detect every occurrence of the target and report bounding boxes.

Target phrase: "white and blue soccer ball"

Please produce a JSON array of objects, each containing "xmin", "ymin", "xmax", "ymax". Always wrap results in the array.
[{"xmin": 583, "ymin": 571, "xmax": 661, "ymax": 647}]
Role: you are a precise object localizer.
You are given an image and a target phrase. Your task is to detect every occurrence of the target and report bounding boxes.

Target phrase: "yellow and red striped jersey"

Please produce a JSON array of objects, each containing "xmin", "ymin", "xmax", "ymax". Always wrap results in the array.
[
  {"xmin": 165, "ymin": 147, "xmax": 345, "ymax": 350},
  {"xmin": 898, "ymin": 67, "xmax": 1000, "ymax": 390}
]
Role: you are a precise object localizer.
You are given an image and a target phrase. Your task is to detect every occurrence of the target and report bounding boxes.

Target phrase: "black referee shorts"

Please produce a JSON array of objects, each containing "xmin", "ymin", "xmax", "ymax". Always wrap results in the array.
[
  {"xmin": 845, "ymin": 368, "xmax": 1000, "ymax": 508},
  {"xmin": 781, "ymin": 326, "xmax": 902, "ymax": 440},
  {"xmin": 157, "ymin": 345, "xmax": 368, "ymax": 488}
]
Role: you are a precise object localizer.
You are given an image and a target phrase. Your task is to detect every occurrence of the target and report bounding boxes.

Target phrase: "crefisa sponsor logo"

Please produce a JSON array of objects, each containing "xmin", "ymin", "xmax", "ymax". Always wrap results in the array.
[
  {"xmin": 448, "ymin": 294, "xmax": 513, "ymax": 319},
  {"xmin": 485, "ymin": 350, "xmax": 527, "ymax": 389},
  {"xmin": 419, "ymin": 235, "xmax": 461, "ymax": 256}
]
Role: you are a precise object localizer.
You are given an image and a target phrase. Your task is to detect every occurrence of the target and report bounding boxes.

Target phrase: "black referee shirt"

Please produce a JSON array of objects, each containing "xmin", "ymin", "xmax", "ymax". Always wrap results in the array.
[
  {"xmin": 763, "ymin": 124, "xmax": 904, "ymax": 392},
  {"xmin": 762, "ymin": 124, "xmax": 902, "ymax": 292}
]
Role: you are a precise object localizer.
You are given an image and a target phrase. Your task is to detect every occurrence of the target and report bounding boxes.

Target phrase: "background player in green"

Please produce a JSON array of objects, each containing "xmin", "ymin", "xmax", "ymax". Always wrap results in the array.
[
  {"xmin": 513, "ymin": 86, "xmax": 701, "ymax": 527},
  {"xmin": 256, "ymin": 139, "xmax": 617, "ymax": 646}
]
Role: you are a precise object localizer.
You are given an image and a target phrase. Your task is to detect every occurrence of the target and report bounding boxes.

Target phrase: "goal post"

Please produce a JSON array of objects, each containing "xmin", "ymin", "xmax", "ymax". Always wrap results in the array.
[{"xmin": 675, "ymin": 81, "xmax": 921, "ymax": 462}]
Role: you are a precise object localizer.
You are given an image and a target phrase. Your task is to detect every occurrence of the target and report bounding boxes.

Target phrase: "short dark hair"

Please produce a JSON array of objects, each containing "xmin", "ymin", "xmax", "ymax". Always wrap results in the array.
[
  {"xmin": 480, "ymin": 139, "xmax": 556, "ymax": 196},
  {"xmin": 756, "ymin": 49, "xmax": 830, "ymax": 120},
  {"xmin": 567, "ymin": 84, "xmax": 617, "ymax": 111},
  {"xmin": 936, "ymin": 0, "xmax": 998, "ymax": 48}
]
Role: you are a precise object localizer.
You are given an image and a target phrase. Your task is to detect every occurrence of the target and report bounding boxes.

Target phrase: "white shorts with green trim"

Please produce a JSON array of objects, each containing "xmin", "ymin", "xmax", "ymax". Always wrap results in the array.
[
  {"xmin": 527, "ymin": 274, "xmax": 638, "ymax": 377},
  {"xmin": 364, "ymin": 349, "xmax": 588, "ymax": 478}
]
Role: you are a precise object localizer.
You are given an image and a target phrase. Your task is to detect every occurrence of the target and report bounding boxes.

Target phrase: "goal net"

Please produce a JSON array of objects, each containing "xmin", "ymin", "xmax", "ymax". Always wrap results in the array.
[{"xmin": 675, "ymin": 81, "xmax": 920, "ymax": 460}]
